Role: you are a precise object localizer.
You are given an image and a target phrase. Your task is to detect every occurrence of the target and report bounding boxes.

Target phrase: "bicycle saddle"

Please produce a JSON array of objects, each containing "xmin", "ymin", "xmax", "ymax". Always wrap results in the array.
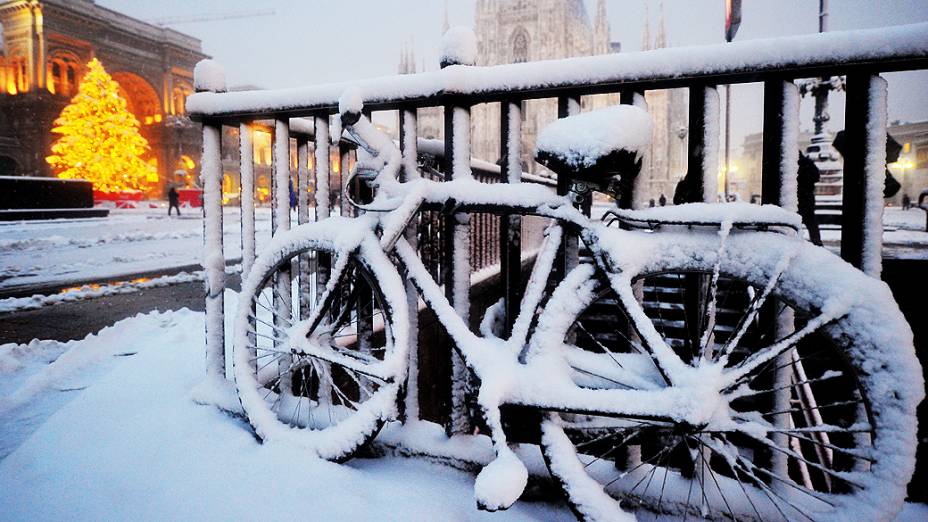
[{"xmin": 534, "ymin": 105, "xmax": 652, "ymax": 189}]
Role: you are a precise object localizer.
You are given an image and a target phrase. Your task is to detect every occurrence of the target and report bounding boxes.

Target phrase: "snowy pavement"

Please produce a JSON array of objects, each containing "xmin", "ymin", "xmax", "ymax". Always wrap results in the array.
[
  {"xmin": 0, "ymin": 206, "xmax": 271, "ymax": 294},
  {"xmin": 1, "ymin": 293, "xmax": 927, "ymax": 520},
  {"xmin": 820, "ymin": 207, "xmax": 928, "ymax": 259},
  {"xmin": 0, "ymin": 301, "xmax": 569, "ymax": 521}
]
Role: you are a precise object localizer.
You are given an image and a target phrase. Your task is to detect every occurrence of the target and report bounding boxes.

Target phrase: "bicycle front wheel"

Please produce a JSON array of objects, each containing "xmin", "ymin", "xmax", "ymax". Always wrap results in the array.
[
  {"xmin": 233, "ymin": 219, "xmax": 408, "ymax": 461},
  {"xmin": 531, "ymin": 227, "xmax": 921, "ymax": 521}
]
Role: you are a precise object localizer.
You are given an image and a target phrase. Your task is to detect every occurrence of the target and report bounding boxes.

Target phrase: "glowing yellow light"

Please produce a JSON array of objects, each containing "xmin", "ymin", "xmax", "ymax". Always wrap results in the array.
[
  {"xmin": 154, "ymin": 114, "xmax": 162, "ymax": 123},
  {"xmin": 46, "ymin": 58, "xmax": 157, "ymax": 193},
  {"xmin": 144, "ymin": 116, "xmax": 153, "ymax": 125},
  {"xmin": 890, "ymin": 158, "xmax": 915, "ymax": 170}
]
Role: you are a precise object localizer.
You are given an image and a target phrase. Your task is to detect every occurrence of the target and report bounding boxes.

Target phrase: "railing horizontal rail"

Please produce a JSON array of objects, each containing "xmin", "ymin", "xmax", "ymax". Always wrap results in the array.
[{"xmin": 188, "ymin": 23, "xmax": 928, "ymax": 120}]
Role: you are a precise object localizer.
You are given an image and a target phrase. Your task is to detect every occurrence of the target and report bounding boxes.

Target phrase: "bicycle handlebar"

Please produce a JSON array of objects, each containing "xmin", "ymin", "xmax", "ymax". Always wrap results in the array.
[{"xmin": 338, "ymin": 89, "xmax": 405, "ymax": 212}]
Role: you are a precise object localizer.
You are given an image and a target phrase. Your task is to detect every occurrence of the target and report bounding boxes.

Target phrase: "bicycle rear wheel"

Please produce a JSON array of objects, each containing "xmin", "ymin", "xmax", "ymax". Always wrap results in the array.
[
  {"xmin": 531, "ymin": 228, "xmax": 921, "ymax": 521},
  {"xmin": 233, "ymin": 220, "xmax": 408, "ymax": 461}
]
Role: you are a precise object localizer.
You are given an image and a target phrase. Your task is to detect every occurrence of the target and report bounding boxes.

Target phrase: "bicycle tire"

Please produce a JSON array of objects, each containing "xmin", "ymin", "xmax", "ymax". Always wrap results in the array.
[
  {"xmin": 530, "ymin": 227, "xmax": 921, "ymax": 521},
  {"xmin": 233, "ymin": 218, "xmax": 408, "ymax": 461}
]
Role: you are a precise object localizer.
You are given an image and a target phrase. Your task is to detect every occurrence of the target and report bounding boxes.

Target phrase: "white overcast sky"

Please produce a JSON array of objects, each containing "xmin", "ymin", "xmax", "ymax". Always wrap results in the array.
[{"xmin": 99, "ymin": 0, "xmax": 928, "ymax": 153}]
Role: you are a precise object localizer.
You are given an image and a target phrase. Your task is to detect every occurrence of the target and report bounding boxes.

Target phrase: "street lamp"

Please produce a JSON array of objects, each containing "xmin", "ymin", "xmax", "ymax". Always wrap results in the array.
[{"xmin": 723, "ymin": 0, "xmax": 741, "ymax": 201}]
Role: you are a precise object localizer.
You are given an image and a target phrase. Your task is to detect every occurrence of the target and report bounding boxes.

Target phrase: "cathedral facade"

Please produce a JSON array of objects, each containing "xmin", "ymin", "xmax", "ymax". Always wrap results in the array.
[
  {"xmin": 401, "ymin": 0, "xmax": 688, "ymax": 204},
  {"xmin": 0, "ymin": 0, "xmax": 206, "ymax": 196}
]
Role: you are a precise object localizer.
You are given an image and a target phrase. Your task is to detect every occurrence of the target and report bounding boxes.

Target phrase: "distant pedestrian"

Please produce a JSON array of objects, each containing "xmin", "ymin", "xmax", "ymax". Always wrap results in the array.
[
  {"xmin": 289, "ymin": 179, "xmax": 297, "ymax": 211},
  {"xmin": 902, "ymin": 193, "xmax": 911, "ymax": 210},
  {"xmin": 832, "ymin": 130, "xmax": 902, "ymax": 198},
  {"xmin": 168, "ymin": 186, "xmax": 180, "ymax": 216},
  {"xmin": 798, "ymin": 152, "xmax": 823, "ymax": 246},
  {"xmin": 648, "ymin": 198, "xmax": 656, "ymax": 207},
  {"xmin": 658, "ymin": 193, "xmax": 667, "ymax": 206}
]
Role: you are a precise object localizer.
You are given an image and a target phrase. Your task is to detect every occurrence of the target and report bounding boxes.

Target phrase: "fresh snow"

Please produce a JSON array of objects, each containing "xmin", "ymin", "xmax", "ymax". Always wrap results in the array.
[
  {"xmin": 440, "ymin": 26, "xmax": 478, "ymax": 67},
  {"xmin": 0, "ymin": 270, "xmax": 205, "ymax": 313},
  {"xmin": 187, "ymin": 23, "xmax": 928, "ymax": 117},
  {"xmin": 0, "ymin": 207, "xmax": 270, "ymax": 293},
  {"xmin": 193, "ymin": 58, "xmax": 226, "ymax": 92},
  {"xmin": 0, "ymin": 305, "xmax": 571, "ymax": 521},
  {"xmin": 535, "ymin": 105, "xmax": 652, "ymax": 169}
]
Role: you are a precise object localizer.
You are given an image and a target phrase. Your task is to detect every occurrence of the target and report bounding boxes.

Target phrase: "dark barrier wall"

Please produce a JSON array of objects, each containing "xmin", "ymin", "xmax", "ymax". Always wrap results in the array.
[
  {"xmin": 883, "ymin": 258, "xmax": 928, "ymax": 503},
  {"xmin": 0, "ymin": 177, "xmax": 94, "ymax": 210}
]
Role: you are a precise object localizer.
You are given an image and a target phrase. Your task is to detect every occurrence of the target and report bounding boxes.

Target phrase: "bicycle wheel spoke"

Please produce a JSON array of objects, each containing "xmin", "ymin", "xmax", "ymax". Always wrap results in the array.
[
  {"xmin": 730, "ymin": 371, "xmax": 844, "ymax": 400},
  {"xmin": 255, "ymin": 297, "xmax": 291, "ymax": 326},
  {"xmin": 719, "ymin": 247, "xmax": 798, "ymax": 363},
  {"xmin": 247, "ymin": 328, "xmax": 287, "ymax": 344},
  {"xmin": 248, "ymin": 312, "xmax": 290, "ymax": 334},
  {"xmin": 725, "ymin": 308, "xmax": 848, "ymax": 387},
  {"xmin": 755, "ymin": 398, "xmax": 863, "ymax": 419},
  {"xmin": 569, "ymin": 365, "xmax": 633, "ymax": 390},
  {"xmin": 737, "ymin": 425, "xmax": 865, "ymax": 489},
  {"xmin": 718, "ymin": 441, "xmax": 812, "ymax": 521},
  {"xmin": 697, "ymin": 233, "xmax": 730, "ymax": 362},
  {"xmin": 575, "ymin": 320, "xmax": 624, "ymax": 369}
]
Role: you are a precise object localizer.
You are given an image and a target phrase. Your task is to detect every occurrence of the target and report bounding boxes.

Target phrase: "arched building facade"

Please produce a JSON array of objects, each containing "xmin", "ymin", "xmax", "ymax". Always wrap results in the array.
[{"xmin": 0, "ymin": 0, "xmax": 206, "ymax": 196}]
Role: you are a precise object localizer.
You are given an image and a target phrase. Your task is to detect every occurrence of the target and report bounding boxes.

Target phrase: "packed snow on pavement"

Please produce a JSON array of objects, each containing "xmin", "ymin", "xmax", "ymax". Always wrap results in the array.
[
  {"xmin": 1, "ymin": 291, "xmax": 927, "ymax": 520},
  {"xmin": 0, "ymin": 206, "xmax": 271, "ymax": 293},
  {"xmin": 0, "ymin": 294, "xmax": 571, "ymax": 521}
]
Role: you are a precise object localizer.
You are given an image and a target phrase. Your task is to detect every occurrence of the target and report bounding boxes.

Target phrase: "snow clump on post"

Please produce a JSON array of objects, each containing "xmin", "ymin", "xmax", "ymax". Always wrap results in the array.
[
  {"xmin": 338, "ymin": 86, "xmax": 364, "ymax": 122},
  {"xmin": 440, "ymin": 26, "xmax": 477, "ymax": 68},
  {"xmin": 194, "ymin": 59, "xmax": 227, "ymax": 93}
]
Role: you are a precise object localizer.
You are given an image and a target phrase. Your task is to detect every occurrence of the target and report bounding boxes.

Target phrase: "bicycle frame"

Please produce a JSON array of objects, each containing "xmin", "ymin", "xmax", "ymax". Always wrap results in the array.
[{"xmin": 321, "ymin": 113, "xmax": 798, "ymax": 430}]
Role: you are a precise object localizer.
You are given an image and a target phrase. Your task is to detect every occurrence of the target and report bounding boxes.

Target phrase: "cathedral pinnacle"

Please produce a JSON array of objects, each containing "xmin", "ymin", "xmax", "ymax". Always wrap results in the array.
[
  {"xmin": 642, "ymin": 0, "xmax": 652, "ymax": 51},
  {"xmin": 441, "ymin": 0, "xmax": 450, "ymax": 35}
]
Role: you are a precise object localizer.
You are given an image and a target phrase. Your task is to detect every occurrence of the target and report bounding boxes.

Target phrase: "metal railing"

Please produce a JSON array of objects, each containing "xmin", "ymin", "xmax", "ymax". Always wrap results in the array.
[{"xmin": 188, "ymin": 22, "xmax": 928, "ymax": 429}]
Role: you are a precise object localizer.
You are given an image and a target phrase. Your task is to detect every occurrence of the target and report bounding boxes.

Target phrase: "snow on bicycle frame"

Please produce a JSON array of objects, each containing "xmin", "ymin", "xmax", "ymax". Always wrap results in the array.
[{"xmin": 229, "ymin": 82, "xmax": 921, "ymax": 521}]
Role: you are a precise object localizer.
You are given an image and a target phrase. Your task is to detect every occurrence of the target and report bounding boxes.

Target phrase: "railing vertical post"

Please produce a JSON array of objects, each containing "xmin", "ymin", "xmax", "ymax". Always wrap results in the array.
[
  {"xmin": 201, "ymin": 121, "xmax": 225, "ymax": 382},
  {"xmin": 313, "ymin": 115, "xmax": 331, "ymax": 298},
  {"xmin": 444, "ymin": 100, "xmax": 474, "ymax": 435},
  {"xmin": 239, "ymin": 123, "xmax": 256, "ymax": 280},
  {"xmin": 195, "ymin": 60, "xmax": 227, "ymax": 385},
  {"xmin": 314, "ymin": 115, "xmax": 331, "ymax": 222},
  {"xmin": 339, "ymin": 142, "xmax": 352, "ymax": 217},
  {"xmin": 271, "ymin": 120, "xmax": 292, "ymax": 387},
  {"xmin": 762, "ymin": 79, "xmax": 801, "ymax": 486},
  {"xmin": 762, "ymin": 80, "xmax": 800, "ymax": 211},
  {"xmin": 686, "ymin": 86, "xmax": 720, "ymax": 203},
  {"xmin": 297, "ymin": 136, "xmax": 312, "ymax": 320},
  {"xmin": 555, "ymin": 95, "xmax": 581, "ymax": 283},
  {"xmin": 500, "ymin": 100, "xmax": 522, "ymax": 335},
  {"xmin": 399, "ymin": 108, "xmax": 420, "ymax": 421},
  {"xmin": 621, "ymin": 90, "xmax": 649, "ymax": 208},
  {"xmin": 841, "ymin": 74, "xmax": 887, "ymax": 278}
]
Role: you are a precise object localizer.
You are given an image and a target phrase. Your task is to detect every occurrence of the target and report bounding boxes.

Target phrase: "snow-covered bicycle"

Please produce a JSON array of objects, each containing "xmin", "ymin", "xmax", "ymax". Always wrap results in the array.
[{"xmin": 233, "ymin": 90, "xmax": 922, "ymax": 521}]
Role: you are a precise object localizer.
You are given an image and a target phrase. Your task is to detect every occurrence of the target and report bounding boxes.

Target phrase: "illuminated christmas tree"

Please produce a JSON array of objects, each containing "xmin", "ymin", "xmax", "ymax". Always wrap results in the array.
[{"xmin": 46, "ymin": 58, "xmax": 156, "ymax": 192}]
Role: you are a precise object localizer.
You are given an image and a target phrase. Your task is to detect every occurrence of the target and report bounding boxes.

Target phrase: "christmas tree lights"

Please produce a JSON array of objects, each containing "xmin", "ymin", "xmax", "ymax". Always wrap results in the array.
[{"xmin": 46, "ymin": 58, "xmax": 157, "ymax": 192}]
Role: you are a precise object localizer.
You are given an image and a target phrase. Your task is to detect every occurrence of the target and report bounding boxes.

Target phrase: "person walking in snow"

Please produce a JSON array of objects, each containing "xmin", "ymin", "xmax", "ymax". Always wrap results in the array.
[
  {"xmin": 797, "ymin": 152, "xmax": 823, "ymax": 246},
  {"xmin": 658, "ymin": 193, "xmax": 667, "ymax": 206},
  {"xmin": 902, "ymin": 193, "xmax": 911, "ymax": 210},
  {"xmin": 289, "ymin": 179, "xmax": 297, "ymax": 211},
  {"xmin": 167, "ymin": 186, "xmax": 180, "ymax": 216}
]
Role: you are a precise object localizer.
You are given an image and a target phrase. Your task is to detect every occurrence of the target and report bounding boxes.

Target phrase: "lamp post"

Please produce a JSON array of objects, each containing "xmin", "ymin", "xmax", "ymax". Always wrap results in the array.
[{"xmin": 724, "ymin": 0, "xmax": 741, "ymax": 201}]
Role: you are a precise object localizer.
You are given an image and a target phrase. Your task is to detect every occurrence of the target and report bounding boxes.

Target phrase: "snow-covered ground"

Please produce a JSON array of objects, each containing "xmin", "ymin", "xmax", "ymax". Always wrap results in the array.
[
  {"xmin": 0, "ymin": 206, "xmax": 271, "ymax": 293},
  {"xmin": 0, "ymin": 299, "xmax": 569, "ymax": 521},
  {"xmin": 820, "ymin": 206, "xmax": 928, "ymax": 259},
  {"xmin": 2, "ymin": 204, "xmax": 923, "ymax": 295},
  {"xmin": 1, "ymin": 288, "xmax": 926, "ymax": 520}
]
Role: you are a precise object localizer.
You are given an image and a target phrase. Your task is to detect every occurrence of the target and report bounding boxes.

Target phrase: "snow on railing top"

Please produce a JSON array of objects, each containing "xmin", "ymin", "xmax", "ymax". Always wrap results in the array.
[{"xmin": 188, "ymin": 23, "xmax": 928, "ymax": 120}]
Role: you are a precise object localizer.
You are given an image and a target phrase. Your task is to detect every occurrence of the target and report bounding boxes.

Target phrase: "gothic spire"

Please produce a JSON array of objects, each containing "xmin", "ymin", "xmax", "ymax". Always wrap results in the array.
[
  {"xmin": 642, "ymin": 0, "xmax": 652, "ymax": 51},
  {"xmin": 656, "ymin": 0, "xmax": 667, "ymax": 49},
  {"xmin": 594, "ymin": 0, "xmax": 610, "ymax": 55},
  {"xmin": 441, "ymin": 0, "xmax": 450, "ymax": 35}
]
